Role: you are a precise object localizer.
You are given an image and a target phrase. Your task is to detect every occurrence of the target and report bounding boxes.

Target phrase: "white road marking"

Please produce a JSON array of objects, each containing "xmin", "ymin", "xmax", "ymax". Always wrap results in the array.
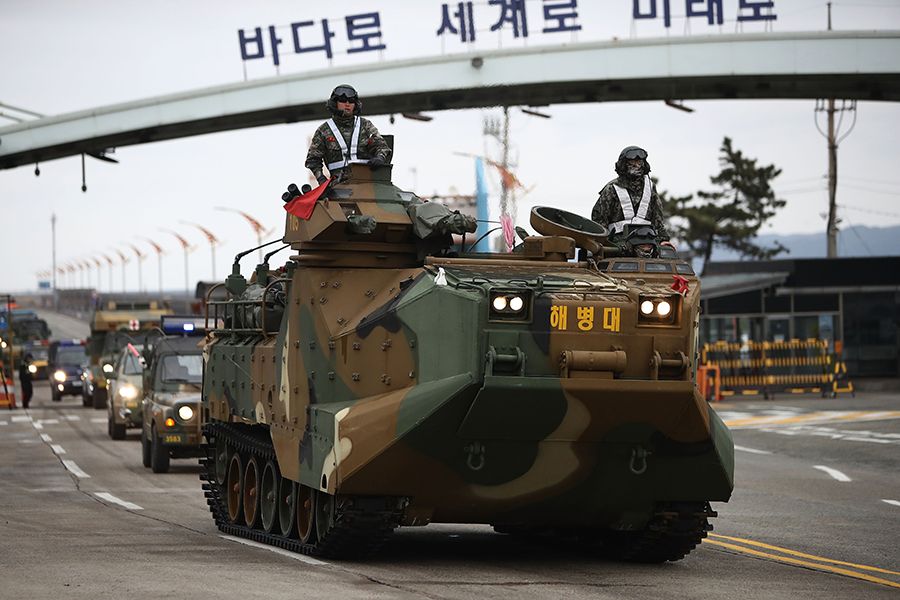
[
  {"xmin": 40, "ymin": 433, "xmax": 52, "ymax": 442},
  {"xmin": 95, "ymin": 492, "xmax": 143, "ymax": 510},
  {"xmin": 882, "ymin": 500, "xmax": 900, "ymax": 507},
  {"xmin": 734, "ymin": 445, "xmax": 773, "ymax": 455},
  {"xmin": 61, "ymin": 460, "xmax": 90, "ymax": 478},
  {"xmin": 64, "ymin": 415, "xmax": 80, "ymax": 421},
  {"xmin": 38, "ymin": 419, "xmax": 59, "ymax": 425},
  {"xmin": 814, "ymin": 465, "xmax": 851, "ymax": 482},
  {"xmin": 90, "ymin": 418, "xmax": 107, "ymax": 424},
  {"xmin": 50, "ymin": 444, "xmax": 67, "ymax": 455},
  {"xmin": 32, "ymin": 421, "xmax": 43, "ymax": 430},
  {"xmin": 0, "ymin": 421, "xmax": 7, "ymax": 426},
  {"xmin": 11, "ymin": 416, "xmax": 31, "ymax": 423},
  {"xmin": 219, "ymin": 535, "xmax": 328, "ymax": 565}
]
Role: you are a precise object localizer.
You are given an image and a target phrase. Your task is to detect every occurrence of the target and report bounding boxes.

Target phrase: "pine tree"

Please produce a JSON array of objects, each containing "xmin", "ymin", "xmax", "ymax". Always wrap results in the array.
[{"xmin": 667, "ymin": 137, "xmax": 787, "ymax": 274}]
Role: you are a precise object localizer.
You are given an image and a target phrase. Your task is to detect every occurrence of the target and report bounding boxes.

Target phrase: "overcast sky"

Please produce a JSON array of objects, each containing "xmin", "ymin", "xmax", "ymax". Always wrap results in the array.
[{"xmin": 2, "ymin": 0, "xmax": 899, "ymax": 294}]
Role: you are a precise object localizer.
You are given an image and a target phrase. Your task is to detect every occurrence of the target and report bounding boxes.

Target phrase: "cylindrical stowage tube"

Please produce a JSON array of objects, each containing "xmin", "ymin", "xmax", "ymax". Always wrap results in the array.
[{"xmin": 562, "ymin": 350, "xmax": 627, "ymax": 373}]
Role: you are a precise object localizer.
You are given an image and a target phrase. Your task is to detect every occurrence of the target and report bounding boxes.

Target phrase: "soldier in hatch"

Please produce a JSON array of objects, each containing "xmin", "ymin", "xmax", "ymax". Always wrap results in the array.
[
  {"xmin": 591, "ymin": 146, "xmax": 676, "ymax": 254},
  {"xmin": 305, "ymin": 84, "xmax": 391, "ymax": 186}
]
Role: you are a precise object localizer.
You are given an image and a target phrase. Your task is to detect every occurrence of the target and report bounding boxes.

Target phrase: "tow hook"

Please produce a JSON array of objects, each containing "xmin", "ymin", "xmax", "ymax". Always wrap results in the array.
[
  {"xmin": 464, "ymin": 442, "xmax": 485, "ymax": 471},
  {"xmin": 630, "ymin": 446, "xmax": 650, "ymax": 475}
]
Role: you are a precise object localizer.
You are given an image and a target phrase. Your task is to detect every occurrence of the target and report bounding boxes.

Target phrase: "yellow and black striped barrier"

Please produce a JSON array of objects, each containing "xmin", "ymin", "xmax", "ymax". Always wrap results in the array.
[{"xmin": 701, "ymin": 339, "xmax": 851, "ymax": 399}]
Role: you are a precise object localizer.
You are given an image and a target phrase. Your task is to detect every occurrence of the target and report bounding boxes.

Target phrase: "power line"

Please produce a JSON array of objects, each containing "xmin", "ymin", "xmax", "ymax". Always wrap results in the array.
[
  {"xmin": 840, "ymin": 183, "xmax": 900, "ymax": 196},
  {"xmin": 837, "ymin": 204, "xmax": 900, "ymax": 219}
]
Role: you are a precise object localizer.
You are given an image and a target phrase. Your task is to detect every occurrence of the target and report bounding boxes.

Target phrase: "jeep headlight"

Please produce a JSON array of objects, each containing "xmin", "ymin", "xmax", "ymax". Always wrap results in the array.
[
  {"xmin": 119, "ymin": 385, "xmax": 137, "ymax": 399},
  {"xmin": 103, "ymin": 363, "xmax": 114, "ymax": 373},
  {"xmin": 54, "ymin": 370, "xmax": 67, "ymax": 382},
  {"xmin": 178, "ymin": 406, "xmax": 194, "ymax": 421}
]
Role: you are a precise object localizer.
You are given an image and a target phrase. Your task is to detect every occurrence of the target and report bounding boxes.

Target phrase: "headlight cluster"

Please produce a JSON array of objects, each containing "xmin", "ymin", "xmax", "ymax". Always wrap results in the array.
[
  {"xmin": 489, "ymin": 289, "xmax": 532, "ymax": 322},
  {"xmin": 637, "ymin": 296, "xmax": 679, "ymax": 326},
  {"xmin": 178, "ymin": 406, "xmax": 194, "ymax": 421},
  {"xmin": 54, "ymin": 370, "xmax": 67, "ymax": 382},
  {"xmin": 103, "ymin": 363, "xmax": 114, "ymax": 374},
  {"xmin": 118, "ymin": 385, "xmax": 137, "ymax": 399}
]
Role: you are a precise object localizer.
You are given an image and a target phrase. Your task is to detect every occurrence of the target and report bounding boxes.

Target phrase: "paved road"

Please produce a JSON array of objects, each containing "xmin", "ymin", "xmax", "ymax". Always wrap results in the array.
[{"xmin": 2, "ymin": 314, "xmax": 898, "ymax": 598}]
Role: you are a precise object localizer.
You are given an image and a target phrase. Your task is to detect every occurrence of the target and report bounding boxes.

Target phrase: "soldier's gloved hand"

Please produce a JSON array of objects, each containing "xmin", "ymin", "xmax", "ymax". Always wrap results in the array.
[
  {"xmin": 369, "ymin": 156, "xmax": 384, "ymax": 170},
  {"xmin": 316, "ymin": 175, "xmax": 328, "ymax": 186}
]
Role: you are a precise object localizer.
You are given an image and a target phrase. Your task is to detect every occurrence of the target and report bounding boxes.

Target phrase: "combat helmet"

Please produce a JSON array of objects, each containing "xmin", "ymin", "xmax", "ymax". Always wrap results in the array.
[
  {"xmin": 326, "ymin": 84, "xmax": 363, "ymax": 116},
  {"xmin": 623, "ymin": 225, "xmax": 660, "ymax": 258},
  {"xmin": 615, "ymin": 145, "xmax": 651, "ymax": 177}
]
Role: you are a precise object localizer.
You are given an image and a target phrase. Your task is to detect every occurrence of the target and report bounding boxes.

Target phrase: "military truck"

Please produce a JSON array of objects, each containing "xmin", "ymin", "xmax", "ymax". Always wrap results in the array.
[
  {"xmin": 199, "ymin": 164, "xmax": 734, "ymax": 562},
  {"xmin": 140, "ymin": 315, "xmax": 205, "ymax": 473},
  {"xmin": 87, "ymin": 301, "xmax": 173, "ymax": 409}
]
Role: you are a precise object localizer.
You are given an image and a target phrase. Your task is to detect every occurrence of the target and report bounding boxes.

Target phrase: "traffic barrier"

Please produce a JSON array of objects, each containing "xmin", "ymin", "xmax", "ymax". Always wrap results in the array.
[
  {"xmin": 0, "ymin": 377, "xmax": 15, "ymax": 409},
  {"xmin": 701, "ymin": 339, "xmax": 841, "ymax": 399},
  {"xmin": 697, "ymin": 365, "xmax": 722, "ymax": 402}
]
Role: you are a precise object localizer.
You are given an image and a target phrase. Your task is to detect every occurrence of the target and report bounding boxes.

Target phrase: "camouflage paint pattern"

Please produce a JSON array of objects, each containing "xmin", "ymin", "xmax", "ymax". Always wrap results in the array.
[{"xmin": 204, "ymin": 164, "xmax": 732, "ymax": 541}]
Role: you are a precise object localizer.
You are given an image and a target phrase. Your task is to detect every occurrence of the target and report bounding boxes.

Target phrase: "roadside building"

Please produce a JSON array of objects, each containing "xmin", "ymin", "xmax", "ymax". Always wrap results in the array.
[{"xmin": 699, "ymin": 256, "xmax": 900, "ymax": 379}]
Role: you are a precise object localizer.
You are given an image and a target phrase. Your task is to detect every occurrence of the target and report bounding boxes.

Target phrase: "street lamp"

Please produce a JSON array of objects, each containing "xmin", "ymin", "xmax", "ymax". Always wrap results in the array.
[
  {"xmin": 138, "ymin": 237, "xmax": 166, "ymax": 295},
  {"xmin": 109, "ymin": 247, "xmax": 130, "ymax": 292},
  {"xmin": 180, "ymin": 221, "xmax": 224, "ymax": 280},
  {"xmin": 161, "ymin": 229, "xmax": 197, "ymax": 307},
  {"xmin": 125, "ymin": 243, "xmax": 147, "ymax": 293},
  {"xmin": 90, "ymin": 257, "xmax": 103, "ymax": 291},
  {"xmin": 214, "ymin": 208, "xmax": 275, "ymax": 263},
  {"xmin": 100, "ymin": 253, "xmax": 114, "ymax": 293}
]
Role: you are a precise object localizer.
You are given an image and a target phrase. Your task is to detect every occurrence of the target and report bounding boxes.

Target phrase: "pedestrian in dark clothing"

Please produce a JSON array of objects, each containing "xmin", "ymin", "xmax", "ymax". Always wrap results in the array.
[{"xmin": 19, "ymin": 354, "xmax": 33, "ymax": 408}]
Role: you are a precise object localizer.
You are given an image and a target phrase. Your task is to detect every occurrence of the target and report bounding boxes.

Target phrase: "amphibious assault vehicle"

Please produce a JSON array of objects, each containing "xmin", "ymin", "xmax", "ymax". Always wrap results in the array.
[{"xmin": 200, "ymin": 164, "xmax": 734, "ymax": 562}]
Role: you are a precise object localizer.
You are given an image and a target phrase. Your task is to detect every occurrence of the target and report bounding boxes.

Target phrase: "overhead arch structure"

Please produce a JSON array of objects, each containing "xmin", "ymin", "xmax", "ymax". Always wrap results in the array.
[{"xmin": 1, "ymin": 30, "xmax": 898, "ymax": 170}]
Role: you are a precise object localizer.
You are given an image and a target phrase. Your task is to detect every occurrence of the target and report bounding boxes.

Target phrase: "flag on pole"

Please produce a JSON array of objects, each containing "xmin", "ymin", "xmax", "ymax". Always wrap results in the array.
[{"xmin": 284, "ymin": 178, "xmax": 332, "ymax": 220}]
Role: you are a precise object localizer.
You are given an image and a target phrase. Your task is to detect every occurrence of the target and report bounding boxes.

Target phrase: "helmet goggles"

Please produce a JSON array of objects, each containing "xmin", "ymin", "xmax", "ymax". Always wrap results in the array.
[
  {"xmin": 623, "ymin": 148, "xmax": 648, "ymax": 160},
  {"xmin": 332, "ymin": 86, "xmax": 358, "ymax": 103}
]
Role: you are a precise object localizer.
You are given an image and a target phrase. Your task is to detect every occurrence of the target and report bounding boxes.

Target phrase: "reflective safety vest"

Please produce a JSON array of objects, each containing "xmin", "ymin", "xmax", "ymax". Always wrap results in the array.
[
  {"xmin": 609, "ymin": 175, "xmax": 652, "ymax": 234},
  {"xmin": 325, "ymin": 117, "xmax": 370, "ymax": 171}
]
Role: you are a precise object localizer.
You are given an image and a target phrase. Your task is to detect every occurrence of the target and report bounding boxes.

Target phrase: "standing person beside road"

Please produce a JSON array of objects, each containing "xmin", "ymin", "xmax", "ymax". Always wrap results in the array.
[
  {"xmin": 305, "ymin": 84, "xmax": 391, "ymax": 186},
  {"xmin": 591, "ymin": 146, "xmax": 676, "ymax": 255},
  {"xmin": 18, "ymin": 354, "xmax": 33, "ymax": 409}
]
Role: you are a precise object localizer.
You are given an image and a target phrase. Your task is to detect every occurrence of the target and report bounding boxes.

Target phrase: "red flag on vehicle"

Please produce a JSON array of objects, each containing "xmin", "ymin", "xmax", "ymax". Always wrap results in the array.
[
  {"xmin": 284, "ymin": 178, "xmax": 332, "ymax": 220},
  {"xmin": 671, "ymin": 275, "xmax": 690, "ymax": 296}
]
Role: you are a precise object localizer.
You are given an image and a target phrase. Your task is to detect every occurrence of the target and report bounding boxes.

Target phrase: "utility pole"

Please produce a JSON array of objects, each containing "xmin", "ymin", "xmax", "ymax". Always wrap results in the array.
[{"xmin": 815, "ymin": 2, "xmax": 856, "ymax": 259}]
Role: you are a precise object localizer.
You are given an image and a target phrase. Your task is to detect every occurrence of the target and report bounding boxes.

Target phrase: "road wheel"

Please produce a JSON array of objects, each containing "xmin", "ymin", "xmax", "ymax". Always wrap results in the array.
[
  {"xmin": 92, "ymin": 387, "xmax": 107, "ymax": 410},
  {"xmin": 297, "ymin": 484, "xmax": 316, "ymax": 543},
  {"xmin": 226, "ymin": 453, "xmax": 243, "ymax": 524},
  {"xmin": 315, "ymin": 490, "xmax": 335, "ymax": 542},
  {"xmin": 150, "ymin": 424, "xmax": 170, "ymax": 473},
  {"xmin": 259, "ymin": 460, "xmax": 279, "ymax": 534},
  {"xmin": 278, "ymin": 477, "xmax": 298, "ymax": 538},
  {"xmin": 108, "ymin": 407, "xmax": 126, "ymax": 440},
  {"xmin": 141, "ymin": 428, "xmax": 152, "ymax": 468},
  {"xmin": 214, "ymin": 437, "xmax": 228, "ymax": 485},
  {"xmin": 242, "ymin": 456, "xmax": 260, "ymax": 529}
]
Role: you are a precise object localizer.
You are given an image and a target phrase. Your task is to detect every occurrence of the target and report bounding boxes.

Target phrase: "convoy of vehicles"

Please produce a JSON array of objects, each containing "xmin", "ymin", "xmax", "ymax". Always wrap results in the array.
[
  {"xmin": 87, "ymin": 301, "xmax": 173, "ymax": 409},
  {"xmin": 197, "ymin": 164, "xmax": 734, "ymax": 562},
  {"xmin": 140, "ymin": 315, "xmax": 206, "ymax": 473},
  {"xmin": 16, "ymin": 163, "xmax": 734, "ymax": 565}
]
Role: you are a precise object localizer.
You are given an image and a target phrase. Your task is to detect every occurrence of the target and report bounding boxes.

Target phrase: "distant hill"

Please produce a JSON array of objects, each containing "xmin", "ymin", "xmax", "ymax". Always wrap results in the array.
[{"xmin": 706, "ymin": 225, "xmax": 900, "ymax": 262}]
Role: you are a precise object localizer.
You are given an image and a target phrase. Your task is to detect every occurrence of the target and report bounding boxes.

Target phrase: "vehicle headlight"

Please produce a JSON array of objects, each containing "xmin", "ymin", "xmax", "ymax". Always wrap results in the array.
[
  {"xmin": 637, "ymin": 296, "xmax": 679, "ymax": 326},
  {"xmin": 103, "ymin": 363, "xmax": 114, "ymax": 373},
  {"xmin": 489, "ymin": 289, "xmax": 532, "ymax": 322},
  {"xmin": 54, "ymin": 370, "xmax": 67, "ymax": 382},
  {"xmin": 119, "ymin": 385, "xmax": 137, "ymax": 399},
  {"xmin": 28, "ymin": 364, "xmax": 37, "ymax": 374},
  {"xmin": 178, "ymin": 406, "xmax": 194, "ymax": 421}
]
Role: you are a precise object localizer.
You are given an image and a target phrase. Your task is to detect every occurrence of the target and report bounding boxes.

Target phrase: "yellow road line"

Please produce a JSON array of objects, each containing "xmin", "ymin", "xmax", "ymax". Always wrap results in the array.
[
  {"xmin": 724, "ymin": 411, "xmax": 900, "ymax": 428},
  {"xmin": 706, "ymin": 534, "xmax": 900, "ymax": 589}
]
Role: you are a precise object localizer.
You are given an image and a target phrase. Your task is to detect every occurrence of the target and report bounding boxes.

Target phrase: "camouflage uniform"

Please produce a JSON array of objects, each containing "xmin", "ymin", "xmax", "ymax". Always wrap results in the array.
[
  {"xmin": 305, "ymin": 114, "xmax": 390, "ymax": 183},
  {"xmin": 592, "ymin": 176, "xmax": 670, "ymax": 243}
]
